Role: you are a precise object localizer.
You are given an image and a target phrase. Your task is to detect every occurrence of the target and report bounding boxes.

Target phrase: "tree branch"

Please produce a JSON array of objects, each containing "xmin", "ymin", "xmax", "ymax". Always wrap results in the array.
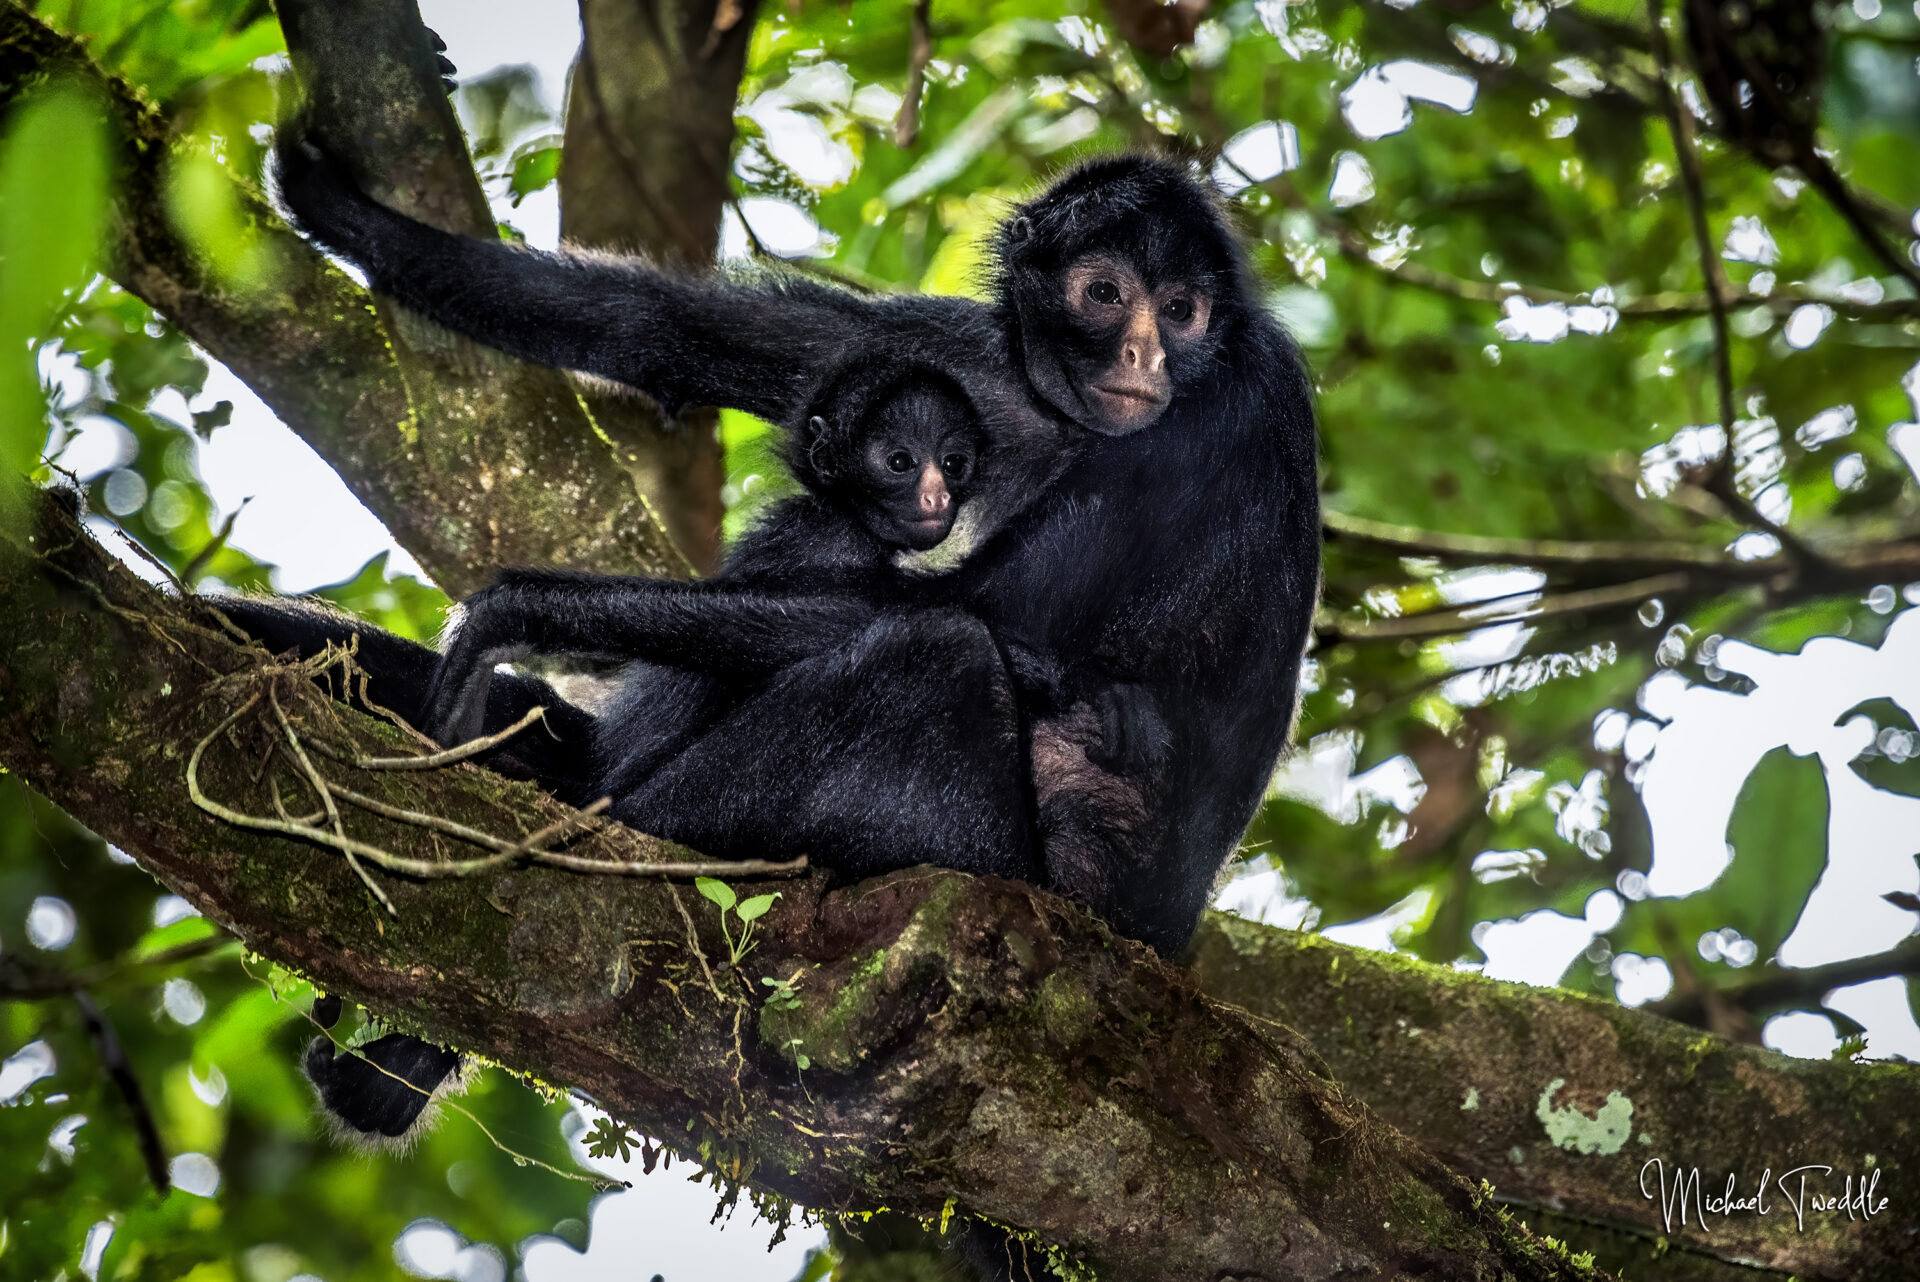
[
  {"xmin": 1266, "ymin": 173, "xmax": 1920, "ymax": 326},
  {"xmin": 0, "ymin": 486, "xmax": 1621, "ymax": 1281},
  {"xmin": 0, "ymin": 1, "xmax": 685, "ymax": 595},
  {"xmin": 1649, "ymin": 937, "xmax": 1920, "ymax": 1028},
  {"xmin": 556, "ymin": 0, "xmax": 764, "ymax": 574},
  {"xmin": 1188, "ymin": 919, "xmax": 1920, "ymax": 1279},
  {"xmin": 1321, "ymin": 509, "xmax": 1920, "ymax": 645},
  {"xmin": 15, "ymin": 485, "xmax": 1911, "ymax": 1275}
]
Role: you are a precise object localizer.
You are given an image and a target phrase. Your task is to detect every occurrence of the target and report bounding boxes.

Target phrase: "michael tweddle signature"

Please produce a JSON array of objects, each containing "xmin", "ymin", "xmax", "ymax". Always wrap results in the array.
[{"xmin": 1640, "ymin": 1159, "xmax": 1890, "ymax": 1233}]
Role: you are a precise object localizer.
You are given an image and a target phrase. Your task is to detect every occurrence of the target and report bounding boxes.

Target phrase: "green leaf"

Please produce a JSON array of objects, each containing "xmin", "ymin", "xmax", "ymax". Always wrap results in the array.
[
  {"xmin": 735, "ymin": 892, "xmax": 781, "ymax": 922},
  {"xmin": 509, "ymin": 145, "xmax": 563, "ymax": 204},
  {"xmin": 695, "ymin": 876, "xmax": 736, "ymax": 911},
  {"xmin": 0, "ymin": 79, "xmax": 111, "ymax": 479},
  {"xmin": 583, "ymin": 1116, "xmax": 637, "ymax": 1162}
]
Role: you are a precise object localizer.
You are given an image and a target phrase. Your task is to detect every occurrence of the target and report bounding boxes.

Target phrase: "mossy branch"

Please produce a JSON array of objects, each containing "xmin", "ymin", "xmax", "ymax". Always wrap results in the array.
[{"xmin": 0, "ymin": 487, "xmax": 1631, "ymax": 1281}]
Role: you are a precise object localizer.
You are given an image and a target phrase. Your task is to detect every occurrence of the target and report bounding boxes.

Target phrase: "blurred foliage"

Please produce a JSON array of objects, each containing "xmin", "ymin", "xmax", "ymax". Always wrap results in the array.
[{"xmin": 3, "ymin": 0, "xmax": 1920, "ymax": 1278}]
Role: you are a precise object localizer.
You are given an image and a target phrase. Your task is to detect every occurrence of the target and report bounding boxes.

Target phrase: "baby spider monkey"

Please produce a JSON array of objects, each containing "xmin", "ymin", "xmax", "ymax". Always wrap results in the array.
[
  {"xmin": 507, "ymin": 364, "xmax": 1005, "ymax": 814},
  {"xmin": 416, "ymin": 352, "xmax": 1072, "ymax": 884}
]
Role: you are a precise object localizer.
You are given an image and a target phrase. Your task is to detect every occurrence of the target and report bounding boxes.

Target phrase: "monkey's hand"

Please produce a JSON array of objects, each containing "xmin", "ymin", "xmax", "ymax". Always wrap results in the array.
[
  {"xmin": 420, "ymin": 589, "xmax": 531, "ymax": 748},
  {"xmin": 1002, "ymin": 638, "xmax": 1070, "ymax": 716},
  {"xmin": 1085, "ymin": 681, "xmax": 1170, "ymax": 779}
]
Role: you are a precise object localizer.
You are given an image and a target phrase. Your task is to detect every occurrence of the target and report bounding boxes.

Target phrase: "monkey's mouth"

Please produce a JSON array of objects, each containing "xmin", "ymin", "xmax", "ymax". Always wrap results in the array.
[
  {"xmin": 1087, "ymin": 382, "xmax": 1170, "ymax": 430},
  {"xmin": 901, "ymin": 516, "xmax": 952, "ymax": 549},
  {"xmin": 1092, "ymin": 383, "xmax": 1165, "ymax": 405}
]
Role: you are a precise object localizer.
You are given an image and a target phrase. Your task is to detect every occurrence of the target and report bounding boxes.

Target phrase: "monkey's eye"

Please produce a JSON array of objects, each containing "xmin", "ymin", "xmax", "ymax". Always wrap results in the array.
[
  {"xmin": 1164, "ymin": 298, "xmax": 1193, "ymax": 322},
  {"xmin": 943, "ymin": 453, "xmax": 972, "ymax": 480},
  {"xmin": 886, "ymin": 451, "xmax": 915, "ymax": 473},
  {"xmin": 1086, "ymin": 280, "xmax": 1121, "ymax": 306}
]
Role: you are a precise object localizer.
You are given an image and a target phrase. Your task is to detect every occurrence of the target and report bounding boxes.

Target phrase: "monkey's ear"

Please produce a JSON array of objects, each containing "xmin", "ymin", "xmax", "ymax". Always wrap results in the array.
[
  {"xmin": 805, "ymin": 417, "xmax": 838, "ymax": 481},
  {"xmin": 1005, "ymin": 216, "xmax": 1032, "ymax": 243}
]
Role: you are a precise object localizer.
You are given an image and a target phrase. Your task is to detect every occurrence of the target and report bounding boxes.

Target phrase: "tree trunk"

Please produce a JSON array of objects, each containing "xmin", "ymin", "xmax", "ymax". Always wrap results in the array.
[{"xmin": 550, "ymin": 0, "xmax": 762, "ymax": 574}]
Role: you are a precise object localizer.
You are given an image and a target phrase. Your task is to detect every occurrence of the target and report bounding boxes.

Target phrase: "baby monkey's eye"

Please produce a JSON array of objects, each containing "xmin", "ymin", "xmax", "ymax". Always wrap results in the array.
[
  {"xmin": 1163, "ymin": 298, "xmax": 1193, "ymax": 322},
  {"xmin": 943, "ymin": 453, "xmax": 972, "ymax": 479},
  {"xmin": 886, "ymin": 451, "xmax": 915, "ymax": 473},
  {"xmin": 1086, "ymin": 280, "xmax": 1121, "ymax": 305}
]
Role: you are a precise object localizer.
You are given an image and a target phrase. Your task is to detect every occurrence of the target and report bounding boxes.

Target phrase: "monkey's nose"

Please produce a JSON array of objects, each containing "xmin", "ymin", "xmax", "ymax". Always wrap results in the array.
[
  {"xmin": 1122, "ymin": 340, "xmax": 1166, "ymax": 373},
  {"xmin": 919, "ymin": 469, "xmax": 951, "ymax": 514}
]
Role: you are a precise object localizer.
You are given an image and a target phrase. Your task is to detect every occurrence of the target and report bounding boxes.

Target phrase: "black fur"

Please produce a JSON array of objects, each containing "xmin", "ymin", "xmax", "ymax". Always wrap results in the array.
[
  {"xmin": 238, "ymin": 141, "xmax": 1318, "ymax": 1148},
  {"xmin": 305, "ymin": 1033, "xmax": 462, "ymax": 1144},
  {"xmin": 415, "ymin": 360, "xmax": 1058, "ymax": 883}
]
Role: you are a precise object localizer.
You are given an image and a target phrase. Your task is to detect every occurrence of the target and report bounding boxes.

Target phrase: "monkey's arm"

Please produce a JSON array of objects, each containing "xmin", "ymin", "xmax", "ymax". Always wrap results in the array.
[
  {"xmin": 424, "ymin": 570, "xmax": 880, "ymax": 743},
  {"xmin": 274, "ymin": 140, "xmax": 865, "ymax": 421}
]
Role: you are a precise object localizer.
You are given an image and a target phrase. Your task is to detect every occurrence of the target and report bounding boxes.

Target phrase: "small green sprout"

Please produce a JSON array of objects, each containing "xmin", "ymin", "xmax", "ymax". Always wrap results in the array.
[
  {"xmin": 761, "ymin": 970, "xmax": 804, "ymax": 1011},
  {"xmin": 694, "ymin": 876, "xmax": 781, "ymax": 966}
]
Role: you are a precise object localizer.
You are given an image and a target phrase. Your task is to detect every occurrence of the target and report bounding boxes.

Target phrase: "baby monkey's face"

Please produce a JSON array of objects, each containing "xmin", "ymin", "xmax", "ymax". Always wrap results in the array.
[{"xmin": 853, "ymin": 384, "xmax": 983, "ymax": 551}]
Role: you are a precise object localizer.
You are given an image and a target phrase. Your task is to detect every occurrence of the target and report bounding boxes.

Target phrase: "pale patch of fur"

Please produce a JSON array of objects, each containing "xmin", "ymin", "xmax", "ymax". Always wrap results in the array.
[
  {"xmin": 893, "ymin": 503, "xmax": 985, "ymax": 578},
  {"xmin": 1030, "ymin": 704, "xmax": 1152, "ymax": 907}
]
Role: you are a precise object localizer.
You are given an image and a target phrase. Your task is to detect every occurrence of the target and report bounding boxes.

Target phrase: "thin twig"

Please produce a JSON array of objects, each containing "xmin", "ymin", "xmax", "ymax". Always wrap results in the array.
[
  {"xmin": 728, "ymin": 196, "xmax": 890, "ymax": 294},
  {"xmin": 893, "ymin": 0, "xmax": 933, "ymax": 149},
  {"xmin": 1247, "ymin": 164, "xmax": 1920, "ymax": 325},
  {"xmin": 536, "ymin": 848, "xmax": 807, "ymax": 878},
  {"xmin": 189, "ymin": 692, "xmax": 805, "ymax": 883},
  {"xmin": 72, "ymin": 988, "xmax": 171, "ymax": 1193},
  {"xmin": 1328, "ymin": 572, "xmax": 1693, "ymax": 642},
  {"xmin": 669, "ymin": 883, "xmax": 729, "ymax": 1007},
  {"xmin": 179, "ymin": 498, "xmax": 249, "ymax": 587},
  {"xmin": 271, "ymin": 682, "xmax": 394, "ymax": 915},
  {"xmin": 1324, "ymin": 509, "xmax": 1763, "ymax": 576},
  {"xmin": 1650, "ymin": 937, "xmax": 1920, "ymax": 1026},
  {"xmin": 309, "ymin": 705, "xmax": 547, "ymax": 770},
  {"xmin": 1645, "ymin": 0, "xmax": 1735, "ymax": 447},
  {"xmin": 275, "ymin": 977, "xmax": 619, "ymax": 1190},
  {"xmin": 0, "ymin": 934, "xmax": 233, "ymax": 1000}
]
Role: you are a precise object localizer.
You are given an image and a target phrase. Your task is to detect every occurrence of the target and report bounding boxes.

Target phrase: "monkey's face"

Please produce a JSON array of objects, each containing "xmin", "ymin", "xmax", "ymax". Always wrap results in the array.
[
  {"xmin": 1057, "ymin": 255, "xmax": 1213, "ymax": 433},
  {"xmin": 997, "ymin": 154, "xmax": 1240, "ymax": 436},
  {"xmin": 858, "ymin": 427, "xmax": 978, "ymax": 550},
  {"xmin": 845, "ymin": 383, "xmax": 984, "ymax": 551}
]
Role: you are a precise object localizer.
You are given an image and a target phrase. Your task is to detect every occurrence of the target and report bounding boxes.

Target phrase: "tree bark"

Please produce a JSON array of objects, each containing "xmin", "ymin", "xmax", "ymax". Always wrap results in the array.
[
  {"xmin": 1188, "ymin": 918, "xmax": 1920, "ymax": 1280},
  {"xmin": 0, "ymin": 488, "xmax": 1615, "ymax": 1282},
  {"xmin": 552, "ymin": 0, "xmax": 765, "ymax": 574},
  {"xmin": 0, "ymin": 1, "xmax": 688, "ymax": 595}
]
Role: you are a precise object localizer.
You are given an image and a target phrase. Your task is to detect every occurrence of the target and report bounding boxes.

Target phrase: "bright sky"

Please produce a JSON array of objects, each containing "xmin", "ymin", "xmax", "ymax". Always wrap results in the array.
[{"xmin": 37, "ymin": 4, "xmax": 1920, "ymax": 1278}]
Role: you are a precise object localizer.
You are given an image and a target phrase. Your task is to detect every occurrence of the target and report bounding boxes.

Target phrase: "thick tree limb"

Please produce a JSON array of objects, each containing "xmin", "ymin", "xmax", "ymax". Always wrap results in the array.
[
  {"xmin": 14, "ymin": 487, "xmax": 1916, "ymax": 1276},
  {"xmin": 0, "ymin": 488, "xmax": 1623, "ymax": 1281},
  {"xmin": 1190, "ymin": 921, "xmax": 1920, "ymax": 1279},
  {"xmin": 0, "ymin": 1, "xmax": 685, "ymax": 595}
]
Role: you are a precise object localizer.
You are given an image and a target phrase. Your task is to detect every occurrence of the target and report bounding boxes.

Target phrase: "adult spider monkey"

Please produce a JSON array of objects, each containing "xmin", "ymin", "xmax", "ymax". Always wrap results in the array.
[{"xmin": 230, "ymin": 140, "xmax": 1319, "ymax": 1140}]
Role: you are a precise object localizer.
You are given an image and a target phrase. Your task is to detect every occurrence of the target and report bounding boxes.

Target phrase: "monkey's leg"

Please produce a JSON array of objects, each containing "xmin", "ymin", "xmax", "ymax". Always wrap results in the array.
[
  {"xmin": 424, "ymin": 570, "xmax": 877, "ymax": 745},
  {"xmin": 214, "ymin": 597, "xmax": 601, "ymax": 805},
  {"xmin": 614, "ymin": 609, "xmax": 1040, "ymax": 882}
]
